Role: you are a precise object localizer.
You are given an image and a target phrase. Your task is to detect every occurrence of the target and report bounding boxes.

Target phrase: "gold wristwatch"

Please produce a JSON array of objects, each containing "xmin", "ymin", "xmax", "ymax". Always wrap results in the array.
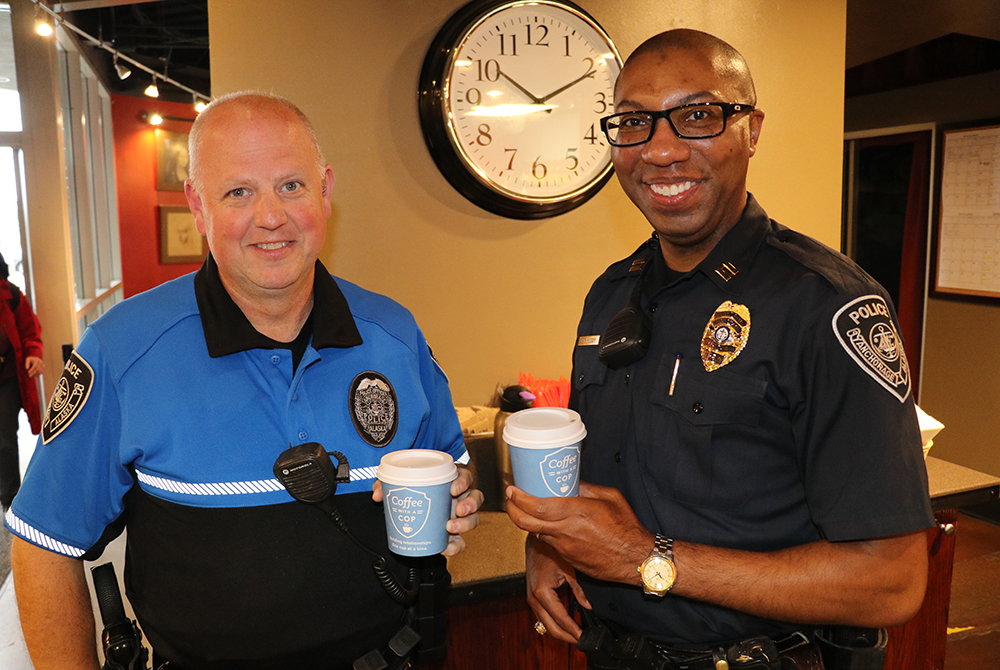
[{"xmin": 638, "ymin": 534, "xmax": 676, "ymax": 597}]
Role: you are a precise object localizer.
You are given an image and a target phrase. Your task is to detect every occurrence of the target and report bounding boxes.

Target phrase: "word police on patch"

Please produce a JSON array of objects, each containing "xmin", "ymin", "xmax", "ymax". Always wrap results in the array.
[
  {"xmin": 42, "ymin": 351, "xmax": 94, "ymax": 444},
  {"xmin": 349, "ymin": 371, "xmax": 398, "ymax": 447},
  {"xmin": 833, "ymin": 295, "xmax": 911, "ymax": 402}
]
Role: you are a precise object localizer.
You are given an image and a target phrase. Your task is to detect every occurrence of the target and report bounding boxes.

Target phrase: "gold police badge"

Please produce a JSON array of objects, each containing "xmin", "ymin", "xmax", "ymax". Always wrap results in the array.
[{"xmin": 701, "ymin": 301, "xmax": 751, "ymax": 372}]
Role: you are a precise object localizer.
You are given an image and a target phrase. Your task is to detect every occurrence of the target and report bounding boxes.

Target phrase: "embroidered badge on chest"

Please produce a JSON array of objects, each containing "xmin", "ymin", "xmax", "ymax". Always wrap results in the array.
[
  {"xmin": 42, "ymin": 351, "xmax": 94, "ymax": 444},
  {"xmin": 833, "ymin": 295, "xmax": 911, "ymax": 402},
  {"xmin": 701, "ymin": 301, "xmax": 751, "ymax": 371},
  {"xmin": 350, "ymin": 371, "xmax": 398, "ymax": 447}
]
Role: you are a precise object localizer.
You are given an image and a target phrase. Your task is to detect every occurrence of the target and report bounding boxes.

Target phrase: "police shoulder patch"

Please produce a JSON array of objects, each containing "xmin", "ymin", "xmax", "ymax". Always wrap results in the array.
[
  {"xmin": 832, "ymin": 295, "xmax": 911, "ymax": 403},
  {"xmin": 349, "ymin": 371, "xmax": 398, "ymax": 447},
  {"xmin": 42, "ymin": 351, "xmax": 95, "ymax": 444}
]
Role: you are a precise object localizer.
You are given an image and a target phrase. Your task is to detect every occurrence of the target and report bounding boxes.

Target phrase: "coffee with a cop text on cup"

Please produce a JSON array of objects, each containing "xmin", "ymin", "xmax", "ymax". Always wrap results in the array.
[
  {"xmin": 503, "ymin": 407, "xmax": 586, "ymax": 498},
  {"xmin": 377, "ymin": 449, "xmax": 458, "ymax": 556}
]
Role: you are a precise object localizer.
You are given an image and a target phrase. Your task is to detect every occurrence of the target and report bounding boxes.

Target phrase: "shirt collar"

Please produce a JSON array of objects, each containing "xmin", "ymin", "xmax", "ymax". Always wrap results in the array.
[
  {"xmin": 623, "ymin": 193, "xmax": 769, "ymax": 298},
  {"xmin": 693, "ymin": 193, "xmax": 769, "ymax": 295},
  {"xmin": 194, "ymin": 254, "xmax": 363, "ymax": 358}
]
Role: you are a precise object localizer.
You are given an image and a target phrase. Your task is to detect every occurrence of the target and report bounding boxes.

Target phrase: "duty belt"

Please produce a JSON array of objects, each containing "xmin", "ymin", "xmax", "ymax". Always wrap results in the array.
[{"xmin": 577, "ymin": 610, "xmax": 823, "ymax": 670}]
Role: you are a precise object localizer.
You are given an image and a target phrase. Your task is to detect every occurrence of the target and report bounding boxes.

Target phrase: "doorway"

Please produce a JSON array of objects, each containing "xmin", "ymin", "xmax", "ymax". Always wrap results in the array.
[
  {"xmin": 843, "ymin": 127, "xmax": 934, "ymax": 398},
  {"xmin": 0, "ymin": 144, "xmax": 38, "ymax": 475}
]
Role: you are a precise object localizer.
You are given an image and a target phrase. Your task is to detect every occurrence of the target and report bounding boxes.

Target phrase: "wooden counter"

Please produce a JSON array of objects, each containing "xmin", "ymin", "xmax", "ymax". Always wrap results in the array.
[{"xmin": 885, "ymin": 456, "xmax": 1000, "ymax": 670}]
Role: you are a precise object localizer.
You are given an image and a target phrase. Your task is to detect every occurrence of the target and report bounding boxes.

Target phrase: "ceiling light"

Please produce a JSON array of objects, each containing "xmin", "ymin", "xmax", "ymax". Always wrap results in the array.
[
  {"xmin": 148, "ymin": 113, "xmax": 163, "ymax": 126},
  {"xmin": 144, "ymin": 76, "xmax": 160, "ymax": 98},
  {"xmin": 193, "ymin": 95, "xmax": 207, "ymax": 113},
  {"xmin": 35, "ymin": 3, "xmax": 54, "ymax": 36},
  {"xmin": 114, "ymin": 54, "xmax": 131, "ymax": 80}
]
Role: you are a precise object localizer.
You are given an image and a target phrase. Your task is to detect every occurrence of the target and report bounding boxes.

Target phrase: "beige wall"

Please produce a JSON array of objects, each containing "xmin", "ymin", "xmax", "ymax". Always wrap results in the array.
[{"xmin": 208, "ymin": 0, "xmax": 847, "ymax": 406}]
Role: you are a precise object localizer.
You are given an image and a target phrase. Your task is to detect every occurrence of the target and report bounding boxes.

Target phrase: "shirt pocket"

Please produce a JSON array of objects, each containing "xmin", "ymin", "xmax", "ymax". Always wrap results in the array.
[{"xmin": 646, "ymin": 354, "xmax": 768, "ymax": 510}]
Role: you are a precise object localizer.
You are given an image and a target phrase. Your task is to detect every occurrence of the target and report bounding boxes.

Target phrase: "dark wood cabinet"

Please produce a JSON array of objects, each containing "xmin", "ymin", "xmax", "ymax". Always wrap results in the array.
[
  {"xmin": 883, "ymin": 508, "xmax": 957, "ymax": 670},
  {"xmin": 424, "ymin": 593, "xmax": 587, "ymax": 670}
]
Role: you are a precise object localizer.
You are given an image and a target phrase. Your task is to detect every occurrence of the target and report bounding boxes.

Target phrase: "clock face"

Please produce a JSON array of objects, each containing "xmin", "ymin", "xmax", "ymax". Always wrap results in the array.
[{"xmin": 419, "ymin": 0, "xmax": 622, "ymax": 219}]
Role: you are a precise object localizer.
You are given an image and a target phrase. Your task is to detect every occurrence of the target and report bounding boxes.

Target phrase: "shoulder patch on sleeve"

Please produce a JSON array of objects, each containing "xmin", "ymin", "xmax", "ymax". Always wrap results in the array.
[
  {"xmin": 41, "ymin": 351, "xmax": 95, "ymax": 444},
  {"xmin": 832, "ymin": 295, "xmax": 911, "ymax": 403}
]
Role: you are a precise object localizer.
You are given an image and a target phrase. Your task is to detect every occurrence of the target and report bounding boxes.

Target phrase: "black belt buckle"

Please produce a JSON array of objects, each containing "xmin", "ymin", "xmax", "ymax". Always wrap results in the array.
[{"xmin": 724, "ymin": 636, "xmax": 781, "ymax": 670}]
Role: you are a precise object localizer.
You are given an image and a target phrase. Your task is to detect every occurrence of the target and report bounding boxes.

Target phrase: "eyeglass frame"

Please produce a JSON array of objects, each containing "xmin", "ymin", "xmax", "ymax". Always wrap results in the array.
[{"xmin": 600, "ymin": 102, "xmax": 756, "ymax": 146}]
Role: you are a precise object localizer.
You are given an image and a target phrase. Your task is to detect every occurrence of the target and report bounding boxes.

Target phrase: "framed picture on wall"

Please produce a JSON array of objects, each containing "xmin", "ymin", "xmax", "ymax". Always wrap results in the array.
[
  {"xmin": 156, "ymin": 129, "xmax": 190, "ymax": 191},
  {"xmin": 159, "ymin": 206, "xmax": 206, "ymax": 264}
]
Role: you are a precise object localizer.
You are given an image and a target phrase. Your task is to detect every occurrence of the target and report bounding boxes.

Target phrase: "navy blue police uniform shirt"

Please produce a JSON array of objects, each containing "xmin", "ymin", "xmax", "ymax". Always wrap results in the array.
[
  {"xmin": 571, "ymin": 194, "xmax": 934, "ymax": 647},
  {"xmin": 6, "ymin": 255, "xmax": 468, "ymax": 669}
]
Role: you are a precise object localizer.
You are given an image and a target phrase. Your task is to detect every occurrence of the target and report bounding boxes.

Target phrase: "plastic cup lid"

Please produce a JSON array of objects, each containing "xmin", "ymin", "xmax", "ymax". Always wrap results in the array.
[
  {"xmin": 502, "ymin": 407, "xmax": 587, "ymax": 449},
  {"xmin": 377, "ymin": 449, "xmax": 458, "ymax": 486}
]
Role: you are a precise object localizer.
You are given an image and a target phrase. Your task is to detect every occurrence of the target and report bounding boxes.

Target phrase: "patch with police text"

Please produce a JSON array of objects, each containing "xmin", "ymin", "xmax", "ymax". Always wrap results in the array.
[
  {"xmin": 349, "ymin": 371, "xmax": 398, "ymax": 447},
  {"xmin": 701, "ymin": 301, "xmax": 751, "ymax": 371},
  {"xmin": 42, "ymin": 351, "xmax": 94, "ymax": 444},
  {"xmin": 833, "ymin": 295, "xmax": 911, "ymax": 403}
]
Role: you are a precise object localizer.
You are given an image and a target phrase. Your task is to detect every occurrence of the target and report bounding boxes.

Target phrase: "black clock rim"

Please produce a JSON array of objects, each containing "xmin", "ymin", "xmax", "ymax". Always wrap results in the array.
[{"xmin": 418, "ymin": 0, "xmax": 618, "ymax": 220}]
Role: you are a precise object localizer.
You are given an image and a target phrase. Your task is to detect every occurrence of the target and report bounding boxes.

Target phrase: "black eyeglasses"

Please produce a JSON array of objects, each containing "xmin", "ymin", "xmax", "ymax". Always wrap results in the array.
[{"xmin": 600, "ymin": 102, "xmax": 755, "ymax": 146}]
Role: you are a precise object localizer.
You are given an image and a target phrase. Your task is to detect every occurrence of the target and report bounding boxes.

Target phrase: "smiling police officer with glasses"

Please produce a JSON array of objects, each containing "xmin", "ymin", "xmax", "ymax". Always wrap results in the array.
[{"xmin": 506, "ymin": 29, "xmax": 933, "ymax": 670}]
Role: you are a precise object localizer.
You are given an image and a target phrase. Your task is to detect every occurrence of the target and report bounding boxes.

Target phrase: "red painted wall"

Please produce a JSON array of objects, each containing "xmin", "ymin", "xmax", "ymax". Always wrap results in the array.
[{"xmin": 111, "ymin": 94, "xmax": 203, "ymax": 298}]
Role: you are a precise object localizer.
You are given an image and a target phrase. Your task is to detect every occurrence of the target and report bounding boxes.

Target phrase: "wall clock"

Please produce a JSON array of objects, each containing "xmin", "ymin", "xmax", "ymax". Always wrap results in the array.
[{"xmin": 419, "ymin": 0, "xmax": 622, "ymax": 220}]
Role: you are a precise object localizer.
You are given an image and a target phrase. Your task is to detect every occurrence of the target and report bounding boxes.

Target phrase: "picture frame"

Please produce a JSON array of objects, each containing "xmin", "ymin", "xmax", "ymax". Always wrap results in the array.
[
  {"xmin": 155, "ymin": 129, "xmax": 190, "ymax": 191},
  {"xmin": 159, "ymin": 205, "xmax": 207, "ymax": 264}
]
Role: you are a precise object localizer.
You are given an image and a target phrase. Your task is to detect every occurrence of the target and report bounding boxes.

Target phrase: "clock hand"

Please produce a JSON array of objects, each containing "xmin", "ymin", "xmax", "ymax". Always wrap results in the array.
[
  {"xmin": 537, "ymin": 68, "xmax": 597, "ymax": 104},
  {"xmin": 498, "ymin": 68, "xmax": 544, "ymax": 104}
]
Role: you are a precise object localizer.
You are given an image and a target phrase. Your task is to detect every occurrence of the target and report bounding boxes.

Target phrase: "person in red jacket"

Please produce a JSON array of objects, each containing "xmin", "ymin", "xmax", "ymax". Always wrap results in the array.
[{"xmin": 0, "ymin": 252, "xmax": 43, "ymax": 510}]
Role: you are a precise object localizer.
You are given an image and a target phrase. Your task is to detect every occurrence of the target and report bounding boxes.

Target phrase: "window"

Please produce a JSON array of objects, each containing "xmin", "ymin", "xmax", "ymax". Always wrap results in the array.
[{"xmin": 56, "ymin": 37, "xmax": 123, "ymax": 329}]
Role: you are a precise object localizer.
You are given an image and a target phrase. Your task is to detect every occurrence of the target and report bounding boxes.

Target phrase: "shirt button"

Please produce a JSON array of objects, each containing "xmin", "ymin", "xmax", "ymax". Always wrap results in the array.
[
  {"xmin": 292, "ymin": 394, "xmax": 298, "ymax": 401},
  {"xmin": 608, "ymin": 602, "xmax": 618, "ymax": 612},
  {"xmin": 624, "ymin": 373, "xmax": 630, "ymax": 386},
  {"xmin": 298, "ymin": 431, "xmax": 308, "ymax": 441},
  {"xmin": 692, "ymin": 402, "xmax": 704, "ymax": 414},
  {"xmin": 271, "ymin": 355, "xmax": 281, "ymax": 364},
  {"xmin": 614, "ymin": 452, "xmax": 622, "ymax": 463},
  {"xmin": 650, "ymin": 303, "xmax": 658, "ymax": 313}
]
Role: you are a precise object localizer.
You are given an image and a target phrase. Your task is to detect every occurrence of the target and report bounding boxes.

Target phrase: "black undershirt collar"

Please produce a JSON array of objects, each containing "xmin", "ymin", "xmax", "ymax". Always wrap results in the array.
[{"xmin": 194, "ymin": 254, "xmax": 363, "ymax": 364}]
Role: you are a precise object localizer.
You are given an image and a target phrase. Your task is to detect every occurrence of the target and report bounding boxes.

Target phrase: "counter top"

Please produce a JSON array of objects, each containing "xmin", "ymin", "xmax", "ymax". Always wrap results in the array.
[
  {"xmin": 446, "ymin": 455, "xmax": 1000, "ymax": 604},
  {"xmin": 445, "ymin": 511, "xmax": 527, "ymax": 606},
  {"xmin": 926, "ymin": 456, "xmax": 1000, "ymax": 510}
]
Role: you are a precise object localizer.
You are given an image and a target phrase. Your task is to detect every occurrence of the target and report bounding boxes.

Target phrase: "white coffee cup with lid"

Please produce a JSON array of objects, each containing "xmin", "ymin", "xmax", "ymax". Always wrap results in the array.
[
  {"xmin": 503, "ymin": 407, "xmax": 586, "ymax": 497},
  {"xmin": 377, "ymin": 449, "xmax": 458, "ymax": 556}
]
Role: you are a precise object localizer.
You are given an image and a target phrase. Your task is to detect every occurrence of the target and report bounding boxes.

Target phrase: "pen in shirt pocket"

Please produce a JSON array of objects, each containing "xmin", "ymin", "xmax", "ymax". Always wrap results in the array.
[{"xmin": 669, "ymin": 353, "xmax": 683, "ymax": 396}]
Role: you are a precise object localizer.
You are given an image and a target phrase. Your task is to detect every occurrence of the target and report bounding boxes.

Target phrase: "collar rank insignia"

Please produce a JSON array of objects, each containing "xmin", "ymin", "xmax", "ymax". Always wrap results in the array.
[
  {"xmin": 350, "ymin": 371, "xmax": 398, "ymax": 447},
  {"xmin": 832, "ymin": 295, "xmax": 910, "ymax": 402},
  {"xmin": 701, "ymin": 301, "xmax": 751, "ymax": 371}
]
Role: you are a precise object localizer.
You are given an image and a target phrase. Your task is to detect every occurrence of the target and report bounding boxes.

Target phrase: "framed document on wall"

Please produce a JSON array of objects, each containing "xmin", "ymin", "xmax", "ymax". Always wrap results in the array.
[
  {"xmin": 159, "ymin": 206, "xmax": 206, "ymax": 264},
  {"xmin": 933, "ymin": 121, "xmax": 1000, "ymax": 298}
]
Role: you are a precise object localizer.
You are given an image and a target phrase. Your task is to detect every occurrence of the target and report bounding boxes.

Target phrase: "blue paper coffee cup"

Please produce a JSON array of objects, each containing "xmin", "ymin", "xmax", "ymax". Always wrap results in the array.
[
  {"xmin": 503, "ymin": 407, "xmax": 586, "ymax": 498},
  {"xmin": 377, "ymin": 449, "xmax": 458, "ymax": 556}
]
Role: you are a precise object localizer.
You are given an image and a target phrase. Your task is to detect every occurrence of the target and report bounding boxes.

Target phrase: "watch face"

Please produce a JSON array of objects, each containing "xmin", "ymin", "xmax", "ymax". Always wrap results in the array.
[
  {"xmin": 419, "ymin": 0, "xmax": 622, "ymax": 219},
  {"xmin": 642, "ymin": 556, "xmax": 676, "ymax": 592}
]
